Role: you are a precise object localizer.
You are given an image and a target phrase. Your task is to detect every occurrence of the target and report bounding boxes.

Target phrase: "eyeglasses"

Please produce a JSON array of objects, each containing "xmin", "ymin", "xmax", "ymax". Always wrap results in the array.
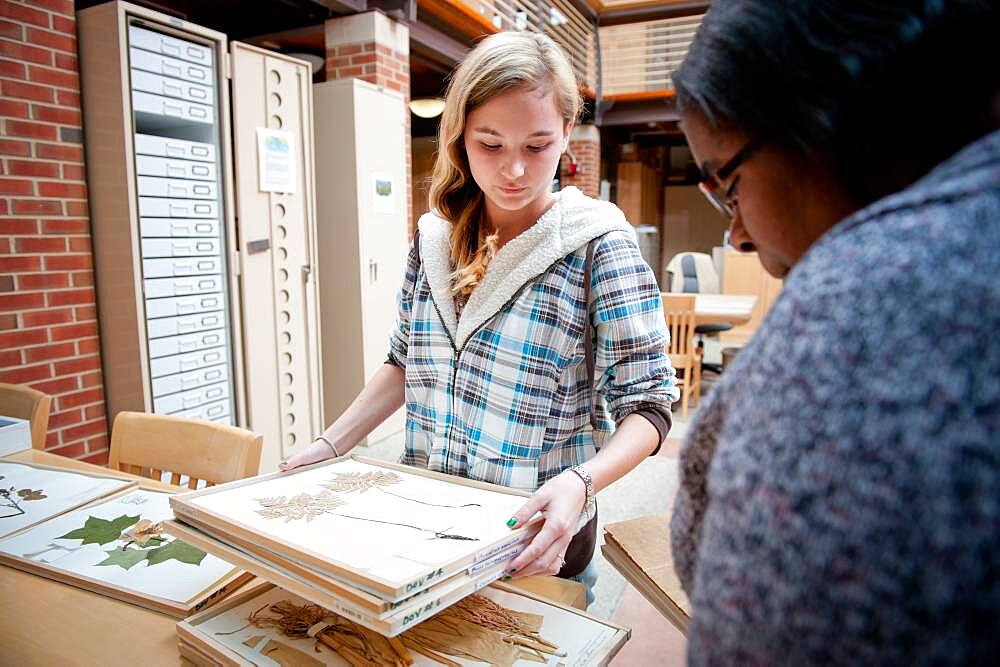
[{"xmin": 697, "ymin": 138, "xmax": 762, "ymax": 219}]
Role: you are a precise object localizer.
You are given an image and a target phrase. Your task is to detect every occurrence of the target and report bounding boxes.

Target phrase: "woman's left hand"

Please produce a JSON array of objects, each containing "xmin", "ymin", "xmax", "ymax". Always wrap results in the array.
[{"xmin": 504, "ymin": 470, "xmax": 587, "ymax": 578}]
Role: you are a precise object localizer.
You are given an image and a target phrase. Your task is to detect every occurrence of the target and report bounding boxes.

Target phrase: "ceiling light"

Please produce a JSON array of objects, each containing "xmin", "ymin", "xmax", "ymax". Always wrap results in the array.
[{"xmin": 409, "ymin": 97, "xmax": 446, "ymax": 119}]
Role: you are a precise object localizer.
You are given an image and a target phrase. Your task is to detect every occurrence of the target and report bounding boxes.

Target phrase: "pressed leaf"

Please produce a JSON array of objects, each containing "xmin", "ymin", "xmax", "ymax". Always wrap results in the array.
[
  {"xmin": 144, "ymin": 539, "xmax": 207, "ymax": 566},
  {"xmin": 121, "ymin": 518, "xmax": 165, "ymax": 546},
  {"xmin": 17, "ymin": 488, "xmax": 47, "ymax": 501},
  {"xmin": 255, "ymin": 491, "xmax": 345, "ymax": 523},
  {"xmin": 58, "ymin": 514, "xmax": 141, "ymax": 546},
  {"xmin": 96, "ymin": 546, "xmax": 153, "ymax": 570},
  {"xmin": 320, "ymin": 471, "xmax": 402, "ymax": 494}
]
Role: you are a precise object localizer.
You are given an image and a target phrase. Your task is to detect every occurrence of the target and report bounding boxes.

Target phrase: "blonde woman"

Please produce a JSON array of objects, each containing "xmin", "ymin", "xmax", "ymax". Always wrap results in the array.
[{"xmin": 283, "ymin": 31, "xmax": 677, "ymax": 600}]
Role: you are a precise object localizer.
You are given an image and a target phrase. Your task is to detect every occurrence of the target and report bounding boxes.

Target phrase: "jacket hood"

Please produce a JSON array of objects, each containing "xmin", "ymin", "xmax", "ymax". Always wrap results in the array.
[{"xmin": 417, "ymin": 186, "xmax": 636, "ymax": 349}]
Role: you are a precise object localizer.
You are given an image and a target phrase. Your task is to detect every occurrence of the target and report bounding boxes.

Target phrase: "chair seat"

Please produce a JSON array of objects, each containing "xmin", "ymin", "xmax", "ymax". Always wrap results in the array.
[{"xmin": 694, "ymin": 323, "xmax": 733, "ymax": 334}]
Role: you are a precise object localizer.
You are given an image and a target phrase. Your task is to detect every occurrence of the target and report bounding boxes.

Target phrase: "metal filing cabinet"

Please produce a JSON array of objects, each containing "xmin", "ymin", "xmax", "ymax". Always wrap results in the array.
[{"xmin": 78, "ymin": 1, "xmax": 323, "ymax": 471}]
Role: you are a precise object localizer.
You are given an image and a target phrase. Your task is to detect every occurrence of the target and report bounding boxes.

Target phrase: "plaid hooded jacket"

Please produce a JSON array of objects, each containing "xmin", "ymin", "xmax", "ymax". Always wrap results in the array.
[{"xmin": 387, "ymin": 186, "xmax": 678, "ymax": 493}]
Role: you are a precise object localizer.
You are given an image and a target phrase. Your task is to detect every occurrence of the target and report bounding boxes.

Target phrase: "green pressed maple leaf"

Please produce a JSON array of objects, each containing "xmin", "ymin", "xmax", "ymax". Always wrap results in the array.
[
  {"xmin": 144, "ymin": 539, "xmax": 206, "ymax": 566},
  {"xmin": 58, "ymin": 514, "xmax": 140, "ymax": 546},
  {"xmin": 96, "ymin": 546, "xmax": 153, "ymax": 570}
]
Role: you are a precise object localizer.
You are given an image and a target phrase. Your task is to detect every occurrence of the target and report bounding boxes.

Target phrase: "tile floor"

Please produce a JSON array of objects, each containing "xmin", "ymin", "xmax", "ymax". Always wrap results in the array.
[{"xmin": 362, "ymin": 407, "xmax": 697, "ymax": 666}]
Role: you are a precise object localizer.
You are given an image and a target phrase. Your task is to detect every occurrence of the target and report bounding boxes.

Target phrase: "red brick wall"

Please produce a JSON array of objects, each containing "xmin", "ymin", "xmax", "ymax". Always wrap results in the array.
[
  {"xmin": 325, "ymin": 38, "xmax": 414, "ymax": 235},
  {"xmin": 0, "ymin": 0, "xmax": 108, "ymax": 463},
  {"xmin": 560, "ymin": 131, "xmax": 601, "ymax": 199}
]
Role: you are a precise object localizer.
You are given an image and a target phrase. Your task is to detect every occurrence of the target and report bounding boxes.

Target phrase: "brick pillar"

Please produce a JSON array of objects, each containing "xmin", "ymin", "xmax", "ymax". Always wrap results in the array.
[
  {"xmin": 560, "ymin": 124, "xmax": 601, "ymax": 199},
  {"xmin": 324, "ymin": 11, "xmax": 413, "ymax": 236},
  {"xmin": 0, "ymin": 0, "xmax": 108, "ymax": 462}
]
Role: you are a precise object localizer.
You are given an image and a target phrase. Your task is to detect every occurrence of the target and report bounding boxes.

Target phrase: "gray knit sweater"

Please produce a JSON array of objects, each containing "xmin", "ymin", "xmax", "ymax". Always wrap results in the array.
[{"xmin": 672, "ymin": 129, "xmax": 1000, "ymax": 665}]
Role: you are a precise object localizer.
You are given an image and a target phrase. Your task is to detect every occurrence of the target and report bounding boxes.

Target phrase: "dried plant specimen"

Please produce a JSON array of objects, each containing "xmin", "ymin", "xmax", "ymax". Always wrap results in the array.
[
  {"xmin": 321, "ymin": 470, "xmax": 481, "ymax": 509},
  {"xmin": 22, "ymin": 513, "xmax": 206, "ymax": 570},
  {"xmin": 230, "ymin": 593, "xmax": 562, "ymax": 667},
  {"xmin": 255, "ymin": 491, "xmax": 346, "ymax": 523},
  {"xmin": 321, "ymin": 471, "xmax": 402, "ymax": 494},
  {"xmin": 0, "ymin": 475, "xmax": 48, "ymax": 518}
]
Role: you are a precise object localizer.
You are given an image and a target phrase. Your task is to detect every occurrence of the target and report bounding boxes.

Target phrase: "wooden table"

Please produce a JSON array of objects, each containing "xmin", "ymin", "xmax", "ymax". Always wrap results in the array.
[
  {"xmin": 0, "ymin": 449, "xmax": 585, "ymax": 665},
  {"xmin": 694, "ymin": 294, "xmax": 757, "ymax": 327}
]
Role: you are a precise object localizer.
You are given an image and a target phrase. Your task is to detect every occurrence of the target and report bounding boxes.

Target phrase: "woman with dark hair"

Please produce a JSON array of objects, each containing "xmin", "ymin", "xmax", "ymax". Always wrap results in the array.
[{"xmin": 671, "ymin": 1, "xmax": 1000, "ymax": 662}]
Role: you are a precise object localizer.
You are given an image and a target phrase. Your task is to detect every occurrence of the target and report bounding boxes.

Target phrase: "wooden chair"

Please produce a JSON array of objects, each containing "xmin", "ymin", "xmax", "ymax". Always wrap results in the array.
[
  {"xmin": 0, "ymin": 382, "xmax": 52, "ymax": 450},
  {"xmin": 661, "ymin": 294, "xmax": 702, "ymax": 419},
  {"xmin": 108, "ymin": 411, "xmax": 262, "ymax": 489}
]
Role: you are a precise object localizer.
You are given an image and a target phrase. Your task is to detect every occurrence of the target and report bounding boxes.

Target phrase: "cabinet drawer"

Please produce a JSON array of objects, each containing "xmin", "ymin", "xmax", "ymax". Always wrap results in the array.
[
  {"xmin": 175, "ymin": 398, "xmax": 230, "ymax": 423},
  {"xmin": 144, "ymin": 274, "xmax": 223, "ymax": 298},
  {"xmin": 139, "ymin": 197, "xmax": 217, "ymax": 218},
  {"xmin": 134, "ymin": 133, "xmax": 214, "ymax": 162},
  {"xmin": 146, "ymin": 292, "xmax": 224, "ymax": 319},
  {"xmin": 140, "ymin": 218, "xmax": 219, "ymax": 238},
  {"xmin": 129, "ymin": 47, "xmax": 212, "ymax": 86},
  {"xmin": 133, "ymin": 90, "xmax": 212, "ymax": 124},
  {"xmin": 137, "ymin": 176, "xmax": 216, "ymax": 199},
  {"xmin": 147, "ymin": 311, "xmax": 225, "ymax": 339},
  {"xmin": 150, "ymin": 346, "xmax": 227, "ymax": 378},
  {"xmin": 136, "ymin": 155, "xmax": 215, "ymax": 181},
  {"xmin": 142, "ymin": 256, "xmax": 222, "ymax": 278},
  {"xmin": 151, "ymin": 363, "xmax": 227, "ymax": 397},
  {"xmin": 154, "ymin": 381, "xmax": 230, "ymax": 414},
  {"xmin": 147, "ymin": 328, "xmax": 226, "ymax": 358},
  {"xmin": 131, "ymin": 69, "xmax": 213, "ymax": 105},
  {"xmin": 141, "ymin": 237, "xmax": 220, "ymax": 258},
  {"xmin": 129, "ymin": 25, "xmax": 212, "ymax": 67}
]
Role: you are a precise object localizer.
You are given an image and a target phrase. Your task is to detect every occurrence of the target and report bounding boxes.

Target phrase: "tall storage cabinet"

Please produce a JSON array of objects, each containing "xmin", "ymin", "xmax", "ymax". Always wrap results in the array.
[
  {"xmin": 313, "ymin": 79, "xmax": 408, "ymax": 444},
  {"xmin": 78, "ymin": 1, "xmax": 323, "ymax": 471}
]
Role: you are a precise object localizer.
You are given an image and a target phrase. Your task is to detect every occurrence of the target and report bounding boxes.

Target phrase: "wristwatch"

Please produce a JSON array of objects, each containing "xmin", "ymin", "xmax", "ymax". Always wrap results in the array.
[{"xmin": 568, "ymin": 465, "xmax": 596, "ymax": 518}]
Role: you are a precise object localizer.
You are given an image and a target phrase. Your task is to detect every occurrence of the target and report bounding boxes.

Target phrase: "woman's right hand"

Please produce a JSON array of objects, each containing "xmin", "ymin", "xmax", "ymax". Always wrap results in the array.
[{"xmin": 278, "ymin": 438, "xmax": 337, "ymax": 472}]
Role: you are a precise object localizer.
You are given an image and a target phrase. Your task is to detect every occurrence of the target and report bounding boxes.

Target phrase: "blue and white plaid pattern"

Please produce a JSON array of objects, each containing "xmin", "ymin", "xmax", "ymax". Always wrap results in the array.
[{"xmin": 388, "ymin": 230, "xmax": 677, "ymax": 492}]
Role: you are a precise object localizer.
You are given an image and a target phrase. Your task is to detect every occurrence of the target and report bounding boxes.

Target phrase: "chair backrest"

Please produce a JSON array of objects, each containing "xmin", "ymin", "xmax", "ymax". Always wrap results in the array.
[
  {"xmin": 664, "ymin": 252, "xmax": 720, "ymax": 294},
  {"xmin": 661, "ymin": 294, "xmax": 698, "ymax": 363},
  {"xmin": 0, "ymin": 382, "xmax": 52, "ymax": 450},
  {"xmin": 108, "ymin": 412, "xmax": 263, "ymax": 488}
]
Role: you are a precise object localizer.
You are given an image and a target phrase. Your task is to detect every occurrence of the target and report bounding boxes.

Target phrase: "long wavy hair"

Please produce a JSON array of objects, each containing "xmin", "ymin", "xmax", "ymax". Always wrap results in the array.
[{"xmin": 429, "ymin": 31, "xmax": 581, "ymax": 297}]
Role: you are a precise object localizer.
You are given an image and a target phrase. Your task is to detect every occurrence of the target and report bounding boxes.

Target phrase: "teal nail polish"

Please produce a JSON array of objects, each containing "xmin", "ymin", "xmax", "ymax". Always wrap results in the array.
[
  {"xmin": 506, "ymin": 517, "xmax": 517, "ymax": 527},
  {"xmin": 502, "ymin": 576, "xmax": 512, "ymax": 582}
]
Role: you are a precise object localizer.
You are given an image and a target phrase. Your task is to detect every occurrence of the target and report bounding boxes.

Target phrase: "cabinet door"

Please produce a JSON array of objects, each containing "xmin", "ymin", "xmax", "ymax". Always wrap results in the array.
[
  {"xmin": 230, "ymin": 42, "xmax": 322, "ymax": 471},
  {"xmin": 353, "ymin": 83, "xmax": 408, "ymax": 443}
]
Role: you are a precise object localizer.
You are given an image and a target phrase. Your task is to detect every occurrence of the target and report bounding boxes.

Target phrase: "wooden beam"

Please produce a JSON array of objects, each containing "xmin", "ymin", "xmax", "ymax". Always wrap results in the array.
[
  {"xmin": 604, "ymin": 89, "xmax": 676, "ymax": 102},
  {"xmin": 599, "ymin": 2, "xmax": 708, "ymax": 26},
  {"xmin": 416, "ymin": 0, "xmax": 498, "ymax": 40}
]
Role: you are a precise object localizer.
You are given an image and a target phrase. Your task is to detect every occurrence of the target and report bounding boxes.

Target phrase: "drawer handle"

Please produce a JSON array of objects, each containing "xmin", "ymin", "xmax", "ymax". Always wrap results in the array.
[
  {"xmin": 186, "ymin": 46, "xmax": 206, "ymax": 61},
  {"xmin": 202, "ymin": 315, "xmax": 220, "ymax": 326},
  {"xmin": 193, "ymin": 204, "xmax": 211, "ymax": 214},
  {"xmin": 206, "ymin": 404, "xmax": 224, "ymax": 417},
  {"xmin": 163, "ymin": 101, "xmax": 184, "ymax": 117},
  {"xmin": 205, "ymin": 351, "xmax": 221, "ymax": 363},
  {"xmin": 201, "ymin": 297, "xmax": 219, "ymax": 308},
  {"xmin": 195, "ymin": 242, "xmax": 213, "ymax": 252},
  {"xmin": 192, "ymin": 165, "xmax": 210, "ymax": 177},
  {"xmin": 196, "ymin": 261, "xmax": 215, "ymax": 271},
  {"xmin": 189, "ymin": 106, "xmax": 207, "ymax": 119},
  {"xmin": 193, "ymin": 185, "xmax": 211, "ymax": 196},
  {"xmin": 191, "ymin": 146, "xmax": 209, "ymax": 157},
  {"xmin": 194, "ymin": 223, "xmax": 212, "ymax": 233},
  {"xmin": 161, "ymin": 39, "xmax": 181, "ymax": 57},
  {"xmin": 188, "ymin": 67, "xmax": 206, "ymax": 80},
  {"xmin": 203, "ymin": 334, "xmax": 220, "ymax": 345},
  {"xmin": 206, "ymin": 387, "xmax": 223, "ymax": 399},
  {"xmin": 205, "ymin": 369, "xmax": 223, "ymax": 381},
  {"xmin": 197, "ymin": 279, "xmax": 215, "ymax": 289},
  {"xmin": 189, "ymin": 87, "xmax": 207, "ymax": 100}
]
